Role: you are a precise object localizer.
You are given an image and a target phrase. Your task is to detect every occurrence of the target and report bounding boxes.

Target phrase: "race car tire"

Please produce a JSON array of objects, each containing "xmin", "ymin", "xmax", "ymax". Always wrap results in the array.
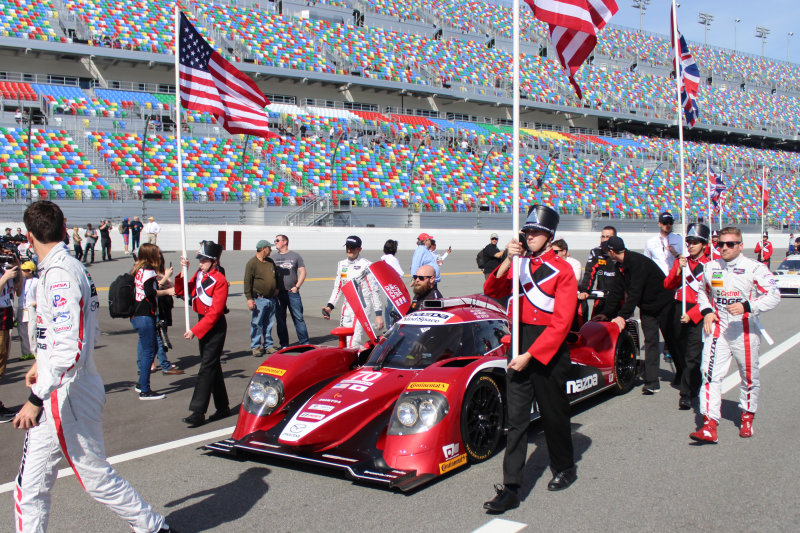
[
  {"xmin": 460, "ymin": 374, "xmax": 504, "ymax": 463},
  {"xmin": 612, "ymin": 330, "xmax": 637, "ymax": 395}
]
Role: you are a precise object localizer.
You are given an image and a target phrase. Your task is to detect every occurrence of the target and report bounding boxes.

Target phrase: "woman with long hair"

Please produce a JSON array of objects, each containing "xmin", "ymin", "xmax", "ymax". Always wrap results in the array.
[{"xmin": 130, "ymin": 243, "xmax": 171, "ymax": 399}]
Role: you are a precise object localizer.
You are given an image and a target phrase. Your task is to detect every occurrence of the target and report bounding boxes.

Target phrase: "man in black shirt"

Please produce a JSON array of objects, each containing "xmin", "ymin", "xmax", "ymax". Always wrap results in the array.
[
  {"xmin": 98, "ymin": 220, "xmax": 112, "ymax": 261},
  {"xmin": 409, "ymin": 265, "xmax": 442, "ymax": 312},
  {"xmin": 603, "ymin": 236, "xmax": 677, "ymax": 395},
  {"xmin": 480, "ymin": 233, "xmax": 505, "ymax": 279}
]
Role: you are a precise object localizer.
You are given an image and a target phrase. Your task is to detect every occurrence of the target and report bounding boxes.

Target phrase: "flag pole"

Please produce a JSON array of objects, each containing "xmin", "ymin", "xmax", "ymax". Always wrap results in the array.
[
  {"xmin": 761, "ymin": 167, "xmax": 766, "ymax": 239},
  {"xmin": 706, "ymin": 158, "xmax": 711, "ymax": 231},
  {"xmin": 511, "ymin": 0, "xmax": 521, "ymax": 363},
  {"xmin": 671, "ymin": 0, "xmax": 687, "ymax": 315},
  {"xmin": 174, "ymin": 6, "xmax": 190, "ymax": 331}
]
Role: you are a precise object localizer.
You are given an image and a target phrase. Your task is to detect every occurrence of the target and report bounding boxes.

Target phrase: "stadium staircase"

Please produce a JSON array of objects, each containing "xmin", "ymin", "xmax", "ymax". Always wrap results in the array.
[{"xmin": 282, "ymin": 195, "xmax": 352, "ymax": 227}]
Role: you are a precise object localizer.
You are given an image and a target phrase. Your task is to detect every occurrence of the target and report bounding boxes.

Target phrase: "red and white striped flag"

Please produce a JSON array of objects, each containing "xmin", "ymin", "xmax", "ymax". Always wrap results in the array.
[
  {"xmin": 525, "ymin": 0, "xmax": 618, "ymax": 99},
  {"xmin": 178, "ymin": 11, "xmax": 276, "ymax": 138}
]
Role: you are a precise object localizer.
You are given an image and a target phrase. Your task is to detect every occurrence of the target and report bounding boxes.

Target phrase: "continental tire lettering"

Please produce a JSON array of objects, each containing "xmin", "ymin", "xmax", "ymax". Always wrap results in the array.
[
  {"xmin": 438, "ymin": 453, "xmax": 467, "ymax": 474},
  {"xmin": 407, "ymin": 382, "xmax": 449, "ymax": 392},
  {"xmin": 566, "ymin": 374, "xmax": 599, "ymax": 394},
  {"xmin": 255, "ymin": 366, "xmax": 286, "ymax": 376}
]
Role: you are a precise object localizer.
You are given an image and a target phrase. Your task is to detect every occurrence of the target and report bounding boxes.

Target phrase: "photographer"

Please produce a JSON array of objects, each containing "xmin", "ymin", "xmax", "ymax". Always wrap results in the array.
[
  {"xmin": 0, "ymin": 249, "xmax": 22, "ymax": 419},
  {"xmin": 98, "ymin": 219, "xmax": 112, "ymax": 261}
]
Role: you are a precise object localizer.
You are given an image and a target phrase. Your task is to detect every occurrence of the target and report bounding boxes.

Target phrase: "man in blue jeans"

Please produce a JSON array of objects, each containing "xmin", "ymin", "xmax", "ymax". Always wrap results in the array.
[
  {"xmin": 273, "ymin": 234, "xmax": 309, "ymax": 346},
  {"xmin": 244, "ymin": 240, "xmax": 281, "ymax": 356}
]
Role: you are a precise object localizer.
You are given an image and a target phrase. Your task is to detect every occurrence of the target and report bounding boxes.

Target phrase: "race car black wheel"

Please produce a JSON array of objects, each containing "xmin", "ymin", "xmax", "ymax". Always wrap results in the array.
[
  {"xmin": 461, "ymin": 375, "xmax": 504, "ymax": 462},
  {"xmin": 613, "ymin": 330, "xmax": 637, "ymax": 395}
]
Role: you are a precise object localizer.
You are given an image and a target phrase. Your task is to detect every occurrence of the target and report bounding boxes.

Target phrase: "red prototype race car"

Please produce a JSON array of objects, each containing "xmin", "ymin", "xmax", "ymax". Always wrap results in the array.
[{"xmin": 206, "ymin": 263, "xmax": 640, "ymax": 491}]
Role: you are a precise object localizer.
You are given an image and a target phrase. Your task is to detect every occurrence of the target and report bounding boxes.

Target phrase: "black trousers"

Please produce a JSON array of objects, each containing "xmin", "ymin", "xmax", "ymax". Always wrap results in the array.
[
  {"xmin": 667, "ymin": 302, "xmax": 704, "ymax": 399},
  {"xmin": 189, "ymin": 316, "xmax": 229, "ymax": 415},
  {"xmin": 640, "ymin": 305, "xmax": 679, "ymax": 387},
  {"xmin": 503, "ymin": 327, "xmax": 574, "ymax": 487},
  {"xmin": 101, "ymin": 238, "xmax": 111, "ymax": 261}
]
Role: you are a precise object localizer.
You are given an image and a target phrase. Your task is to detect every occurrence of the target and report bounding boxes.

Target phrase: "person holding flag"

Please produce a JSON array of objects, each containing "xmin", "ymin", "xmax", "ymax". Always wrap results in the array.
[{"xmin": 665, "ymin": 223, "xmax": 710, "ymax": 411}]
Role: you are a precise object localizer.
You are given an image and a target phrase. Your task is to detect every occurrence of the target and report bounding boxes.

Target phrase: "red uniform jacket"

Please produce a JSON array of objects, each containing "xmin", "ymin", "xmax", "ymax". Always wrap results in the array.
[
  {"xmin": 483, "ymin": 249, "xmax": 577, "ymax": 365},
  {"xmin": 703, "ymin": 243, "xmax": 720, "ymax": 260},
  {"xmin": 175, "ymin": 267, "xmax": 228, "ymax": 339},
  {"xmin": 664, "ymin": 255, "xmax": 709, "ymax": 324},
  {"xmin": 754, "ymin": 240, "xmax": 773, "ymax": 263}
]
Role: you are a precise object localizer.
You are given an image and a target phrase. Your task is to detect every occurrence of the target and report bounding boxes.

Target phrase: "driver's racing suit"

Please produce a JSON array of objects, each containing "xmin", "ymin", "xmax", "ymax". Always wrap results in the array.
[
  {"xmin": 14, "ymin": 243, "xmax": 165, "ymax": 533},
  {"xmin": 327, "ymin": 256, "xmax": 382, "ymax": 347},
  {"xmin": 696, "ymin": 253, "xmax": 780, "ymax": 422}
]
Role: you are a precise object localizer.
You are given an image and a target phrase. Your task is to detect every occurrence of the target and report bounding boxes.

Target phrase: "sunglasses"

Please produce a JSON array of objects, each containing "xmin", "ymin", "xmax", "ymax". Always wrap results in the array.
[
  {"xmin": 412, "ymin": 275, "xmax": 433, "ymax": 281},
  {"xmin": 719, "ymin": 241, "xmax": 742, "ymax": 248}
]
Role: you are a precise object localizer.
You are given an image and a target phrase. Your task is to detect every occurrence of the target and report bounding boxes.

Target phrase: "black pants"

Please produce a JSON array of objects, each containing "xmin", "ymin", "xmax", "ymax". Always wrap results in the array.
[
  {"xmin": 101, "ymin": 238, "xmax": 111, "ymax": 261},
  {"xmin": 73, "ymin": 243, "xmax": 83, "ymax": 260},
  {"xmin": 503, "ymin": 326, "xmax": 574, "ymax": 487},
  {"xmin": 189, "ymin": 316, "xmax": 229, "ymax": 415},
  {"xmin": 667, "ymin": 302, "xmax": 704, "ymax": 399},
  {"xmin": 640, "ymin": 305, "xmax": 679, "ymax": 387},
  {"xmin": 131, "ymin": 233, "xmax": 140, "ymax": 250}
]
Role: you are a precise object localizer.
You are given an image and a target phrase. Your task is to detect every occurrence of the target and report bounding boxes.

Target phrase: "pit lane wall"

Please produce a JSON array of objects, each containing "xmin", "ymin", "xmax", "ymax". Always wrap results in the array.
[{"xmin": 0, "ymin": 222, "xmax": 778, "ymax": 253}]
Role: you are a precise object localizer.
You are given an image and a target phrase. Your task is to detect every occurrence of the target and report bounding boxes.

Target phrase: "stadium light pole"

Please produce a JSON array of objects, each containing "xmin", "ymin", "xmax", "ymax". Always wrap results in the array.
[
  {"xmin": 476, "ymin": 145, "xmax": 498, "ymax": 228},
  {"xmin": 788, "ymin": 32, "xmax": 794, "ymax": 61},
  {"xmin": 698, "ymin": 12, "xmax": 713, "ymax": 47},
  {"xmin": 734, "ymin": 18, "xmax": 741, "ymax": 51},
  {"xmin": 755, "ymin": 26, "xmax": 771, "ymax": 57},
  {"xmin": 632, "ymin": 0, "xmax": 650, "ymax": 32}
]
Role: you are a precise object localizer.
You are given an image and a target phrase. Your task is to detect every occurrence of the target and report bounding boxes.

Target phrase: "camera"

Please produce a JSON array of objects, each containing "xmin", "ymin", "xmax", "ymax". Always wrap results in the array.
[
  {"xmin": 156, "ymin": 320, "xmax": 172, "ymax": 352},
  {"xmin": 0, "ymin": 241, "xmax": 20, "ymax": 268}
]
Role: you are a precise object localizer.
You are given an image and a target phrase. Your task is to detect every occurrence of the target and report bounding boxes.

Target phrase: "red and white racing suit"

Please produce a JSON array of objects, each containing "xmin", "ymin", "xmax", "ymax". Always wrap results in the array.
[
  {"xmin": 696, "ymin": 254, "xmax": 781, "ymax": 422},
  {"xmin": 327, "ymin": 256, "xmax": 382, "ymax": 347},
  {"xmin": 14, "ymin": 243, "xmax": 164, "ymax": 533}
]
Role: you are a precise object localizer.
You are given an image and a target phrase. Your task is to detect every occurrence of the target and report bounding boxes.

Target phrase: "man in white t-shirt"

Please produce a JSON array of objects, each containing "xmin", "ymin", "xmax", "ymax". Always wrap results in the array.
[
  {"xmin": 144, "ymin": 216, "xmax": 160, "ymax": 245},
  {"xmin": 644, "ymin": 211, "xmax": 683, "ymax": 275},
  {"xmin": 16, "ymin": 261, "xmax": 38, "ymax": 361}
]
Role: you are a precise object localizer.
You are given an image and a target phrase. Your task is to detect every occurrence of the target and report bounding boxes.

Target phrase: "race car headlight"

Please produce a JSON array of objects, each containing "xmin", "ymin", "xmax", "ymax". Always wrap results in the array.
[
  {"xmin": 242, "ymin": 374, "xmax": 284, "ymax": 417},
  {"xmin": 389, "ymin": 391, "xmax": 449, "ymax": 435}
]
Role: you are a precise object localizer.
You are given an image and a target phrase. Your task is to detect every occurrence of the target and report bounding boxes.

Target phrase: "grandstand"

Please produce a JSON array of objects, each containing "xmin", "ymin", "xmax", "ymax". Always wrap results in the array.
[{"xmin": 1, "ymin": 0, "xmax": 799, "ymax": 229}]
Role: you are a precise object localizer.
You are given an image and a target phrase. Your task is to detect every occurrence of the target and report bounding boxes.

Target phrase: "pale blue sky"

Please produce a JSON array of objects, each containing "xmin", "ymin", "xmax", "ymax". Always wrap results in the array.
[{"xmin": 496, "ymin": 1, "xmax": 797, "ymax": 63}]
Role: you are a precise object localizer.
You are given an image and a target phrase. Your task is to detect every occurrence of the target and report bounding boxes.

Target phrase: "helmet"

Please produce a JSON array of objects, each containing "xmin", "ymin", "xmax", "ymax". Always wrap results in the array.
[
  {"xmin": 196, "ymin": 240, "xmax": 222, "ymax": 261},
  {"xmin": 521, "ymin": 205, "xmax": 559, "ymax": 235},
  {"xmin": 686, "ymin": 223, "xmax": 711, "ymax": 243}
]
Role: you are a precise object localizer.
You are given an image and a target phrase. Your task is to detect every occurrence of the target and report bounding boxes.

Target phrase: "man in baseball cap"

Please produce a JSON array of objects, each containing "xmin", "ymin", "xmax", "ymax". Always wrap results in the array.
[
  {"xmin": 244, "ymin": 240, "xmax": 280, "ymax": 356},
  {"xmin": 411, "ymin": 232, "xmax": 439, "ymax": 287}
]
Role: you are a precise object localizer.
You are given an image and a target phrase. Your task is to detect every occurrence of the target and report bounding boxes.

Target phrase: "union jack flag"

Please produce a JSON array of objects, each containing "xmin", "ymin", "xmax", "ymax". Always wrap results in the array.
[
  {"xmin": 670, "ymin": 12, "xmax": 700, "ymax": 127},
  {"xmin": 709, "ymin": 166, "xmax": 726, "ymax": 211}
]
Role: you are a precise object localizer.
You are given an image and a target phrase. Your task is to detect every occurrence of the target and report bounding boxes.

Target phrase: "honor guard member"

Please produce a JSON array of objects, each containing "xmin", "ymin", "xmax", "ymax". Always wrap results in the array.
[
  {"xmin": 690, "ymin": 227, "xmax": 780, "ymax": 443},
  {"xmin": 704, "ymin": 230, "xmax": 721, "ymax": 260},
  {"xmin": 175, "ymin": 241, "xmax": 231, "ymax": 428},
  {"xmin": 665, "ymin": 223, "xmax": 710, "ymax": 410},
  {"xmin": 482, "ymin": 205, "xmax": 578, "ymax": 514},
  {"xmin": 754, "ymin": 233, "xmax": 773, "ymax": 269},
  {"xmin": 322, "ymin": 236, "xmax": 384, "ymax": 347}
]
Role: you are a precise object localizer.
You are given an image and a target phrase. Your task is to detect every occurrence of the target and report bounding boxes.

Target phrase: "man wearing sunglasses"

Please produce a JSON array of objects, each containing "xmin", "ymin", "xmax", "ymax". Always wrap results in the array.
[
  {"xmin": 482, "ymin": 205, "xmax": 578, "ymax": 514},
  {"xmin": 665, "ymin": 223, "xmax": 710, "ymax": 410},
  {"xmin": 409, "ymin": 265, "xmax": 443, "ymax": 312},
  {"xmin": 644, "ymin": 211, "xmax": 683, "ymax": 276},
  {"xmin": 690, "ymin": 227, "xmax": 780, "ymax": 443}
]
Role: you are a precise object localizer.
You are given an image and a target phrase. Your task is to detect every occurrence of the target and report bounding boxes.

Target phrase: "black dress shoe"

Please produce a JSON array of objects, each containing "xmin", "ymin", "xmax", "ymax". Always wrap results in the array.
[
  {"xmin": 483, "ymin": 484, "xmax": 520, "ymax": 514},
  {"xmin": 678, "ymin": 397, "xmax": 692, "ymax": 410},
  {"xmin": 182, "ymin": 413, "xmax": 205, "ymax": 427},
  {"xmin": 547, "ymin": 466, "xmax": 577, "ymax": 491},
  {"xmin": 208, "ymin": 408, "xmax": 231, "ymax": 422}
]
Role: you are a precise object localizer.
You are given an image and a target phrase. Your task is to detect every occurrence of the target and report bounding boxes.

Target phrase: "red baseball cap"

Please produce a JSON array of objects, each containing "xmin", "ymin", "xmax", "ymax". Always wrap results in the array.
[{"xmin": 417, "ymin": 232, "xmax": 433, "ymax": 241}]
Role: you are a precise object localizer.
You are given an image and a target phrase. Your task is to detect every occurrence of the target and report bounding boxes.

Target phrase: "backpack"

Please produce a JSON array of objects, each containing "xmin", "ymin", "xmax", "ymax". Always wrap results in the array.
[
  {"xmin": 108, "ymin": 273, "xmax": 136, "ymax": 318},
  {"xmin": 476, "ymin": 249, "xmax": 487, "ymax": 270}
]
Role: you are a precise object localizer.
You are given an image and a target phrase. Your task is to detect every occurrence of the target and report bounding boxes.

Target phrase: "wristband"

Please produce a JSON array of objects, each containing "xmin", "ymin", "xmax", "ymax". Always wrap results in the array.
[{"xmin": 28, "ymin": 392, "xmax": 43, "ymax": 408}]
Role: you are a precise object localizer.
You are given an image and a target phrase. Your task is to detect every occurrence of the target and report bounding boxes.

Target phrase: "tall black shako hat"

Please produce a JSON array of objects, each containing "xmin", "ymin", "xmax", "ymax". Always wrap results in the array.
[
  {"xmin": 197, "ymin": 240, "xmax": 222, "ymax": 261},
  {"xmin": 522, "ymin": 204, "xmax": 559, "ymax": 236},
  {"xmin": 686, "ymin": 223, "xmax": 711, "ymax": 243}
]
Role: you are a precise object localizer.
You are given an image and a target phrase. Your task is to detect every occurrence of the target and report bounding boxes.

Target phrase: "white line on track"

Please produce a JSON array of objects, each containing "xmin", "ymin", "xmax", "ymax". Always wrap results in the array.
[
  {"xmin": 0, "ymin": 426, "xmax": 233, "ymax": 494},
  {"xmin": 472, "ymin": 518, "xmax": 528, "ymax": 533},
  {"xmin": 3, "ymin": 330, "xmax": 799, "ymax": 497}
]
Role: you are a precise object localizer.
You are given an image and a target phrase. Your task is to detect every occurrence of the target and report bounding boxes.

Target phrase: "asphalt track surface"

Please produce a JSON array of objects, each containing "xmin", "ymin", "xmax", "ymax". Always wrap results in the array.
[{"xmin": 1, "ymin": 249, "xmax": 800, "ymax": 532}]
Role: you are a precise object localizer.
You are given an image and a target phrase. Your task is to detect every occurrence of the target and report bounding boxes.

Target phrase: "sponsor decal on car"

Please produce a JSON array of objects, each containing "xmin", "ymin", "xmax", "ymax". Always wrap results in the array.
[
  {"xmin": 308, "ymin": 403, "xmax": 335, "ymax": 412},
  {"xmin": 438, "ymin": 453, "xmax": 467, "ymax": 474},
  {"xmin": 399, "ymin": 311, "xmax": 454, "ymax": 325},
  {"xmin": 255, "ymin": 366, "xmax": 286, "ymax": 376},
  {"xmin": 442, "ymin": 443, "xmax": 460, "ymax": 459},
  {"xmin": 49, "ymin": 281, "xmax": 70, "ymax": 290},
  {"xmin": 333, "ymin": 370, "xmax": 383, "ymax": 392},
  {"xmin": 566, "ymin": 374, "xmax": 598, "ymax": 394},
  {"xmin": 299, "ymin": 412, "xmax": 325, "ymax": 421},
  {"xmin": 407, "ymin": 382, "xmax": 450, "ymax": 392}
]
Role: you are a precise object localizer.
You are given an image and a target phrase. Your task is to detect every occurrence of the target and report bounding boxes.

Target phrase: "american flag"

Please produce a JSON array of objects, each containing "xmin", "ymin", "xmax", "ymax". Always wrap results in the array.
[
  {"xmin": 709, "ymin": 165, "xmax": 726, "ymax": 211},
  {"xmin": 178, "ymin": 12, "xmax": 276, "ymax": 137},
  {"xmin": 525, "ymin": 0, "xmax": 618, "ymax": 100},
  {"xmin": 670, "ymin": 12, "xmax": 700, "ymax": 127}
]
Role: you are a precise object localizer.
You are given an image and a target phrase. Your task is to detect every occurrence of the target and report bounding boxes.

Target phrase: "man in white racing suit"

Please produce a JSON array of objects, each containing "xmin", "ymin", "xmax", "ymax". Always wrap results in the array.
[
  {"xmin": 13, "ymin": 201, "xmax": 172, "ymax": 533},
  {"xmin": 322, "ymin": 235, "xmax": 383, "ymax": 347},
  {"xmin": 690, "ymin": 226, "xmax": 781, "ymax": 443}
]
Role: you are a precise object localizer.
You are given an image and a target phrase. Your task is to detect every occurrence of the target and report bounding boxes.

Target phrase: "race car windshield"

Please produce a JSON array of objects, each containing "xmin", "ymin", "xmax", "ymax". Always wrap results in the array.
[
  {"xmin": 777, "ymin": 260, "xmax": 800, "ymax": 271},
  {"xmin": 366, "ymin": 323, "xmax": 472, "ymax": 369}
]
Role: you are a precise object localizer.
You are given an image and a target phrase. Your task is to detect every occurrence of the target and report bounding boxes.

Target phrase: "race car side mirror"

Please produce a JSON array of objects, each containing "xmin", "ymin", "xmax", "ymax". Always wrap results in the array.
[
  {"xmin": 331, "ymin": 326, "xmax": 355, "ymax": 348},
  {"xmin": 500, "ymin": 335, "xmax": 511, "ymax": 352}
]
